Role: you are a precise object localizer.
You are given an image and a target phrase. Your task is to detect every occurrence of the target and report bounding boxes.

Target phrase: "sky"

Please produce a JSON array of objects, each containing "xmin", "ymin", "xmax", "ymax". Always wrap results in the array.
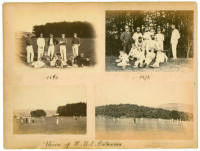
[
  {"xmin": 95, "ymin": 81, "xmax": 193, "ymax": 107},
  {"xmin": 14, "ymin": 85, "xmax": 86, "ymax": 110}
]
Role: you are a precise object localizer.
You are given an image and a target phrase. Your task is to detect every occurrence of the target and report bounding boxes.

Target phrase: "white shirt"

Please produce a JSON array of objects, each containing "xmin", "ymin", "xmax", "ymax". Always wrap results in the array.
[
  {"xmin": 143, "ymin": 32, "xmax": 151, "ymax": 40},
  {"xmin": 155, "ymin": 33, "xmax": 164, "ymax": 42},
  {"xmin": 171, "ymin": 29, "xmax": 180, "ymax": 43},
  {"xmin": 37, "ymin": 37, "xmax": 45, "ymax": 47},
  {"xmin": 50, "ymin": 38, "xmax": 53, "ymax": 45},
  {"xmin": 132, "ymin": 32, "xmax": 143, "ymax": 42}
]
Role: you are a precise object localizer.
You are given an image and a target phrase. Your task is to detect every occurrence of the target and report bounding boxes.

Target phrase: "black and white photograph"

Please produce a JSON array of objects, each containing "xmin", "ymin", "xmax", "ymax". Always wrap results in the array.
[
  {"xmin": 16, "ymin": 21, "xmax": 96, "ymax": 69},
  {"xmin": 105, "ymin": 10, "xmax": 194, "ymax": 71},
  {"xmin": 13, "ymin": 86, "xmax": 87, "ymax": 134},
  {"xmin": 95, "ymin": 82, "xmax": 194, "ymax": 140}
]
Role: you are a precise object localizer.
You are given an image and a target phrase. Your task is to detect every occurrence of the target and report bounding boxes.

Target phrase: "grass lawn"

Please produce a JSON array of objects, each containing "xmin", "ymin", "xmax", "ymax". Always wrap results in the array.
[
  {"xmin": 14, "ymin": 116, "xmax": 86, "ymax": 134},
  {"xmin": 106, "ymin": 56, "xmax": 193, "ymax": 72}
]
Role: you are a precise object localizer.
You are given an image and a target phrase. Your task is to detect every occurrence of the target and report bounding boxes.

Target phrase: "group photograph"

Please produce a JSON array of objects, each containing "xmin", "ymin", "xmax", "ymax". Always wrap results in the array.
[
  {"xmin": 17, "ymin": 21, "xmax": 96, "ymax": 69},
  {"xmin": 105, "ymin": 10, "xmax": 194, "ymax": 72}
]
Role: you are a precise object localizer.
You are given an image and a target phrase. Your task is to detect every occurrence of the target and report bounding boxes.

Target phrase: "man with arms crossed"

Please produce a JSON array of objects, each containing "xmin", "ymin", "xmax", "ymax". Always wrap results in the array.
[{"xmin": 37, "ymin": 33, "xmax": 45, "ymax": 61}]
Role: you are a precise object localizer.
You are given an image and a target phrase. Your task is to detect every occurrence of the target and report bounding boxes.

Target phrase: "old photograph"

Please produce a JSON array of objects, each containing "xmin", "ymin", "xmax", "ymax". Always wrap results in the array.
[
  {"xmin": 13, "ymin": 86, "xmax": 87, "ymax": 134},
  {"xmin": 106, "ymin": 10, "xmax": 194, "ymax": 71},
  {"xmin": 96, "ymin": 82, "xmax": 194, "ymax": 140},
  {"xmin": 3, "ymin": 2, "xmax": 197, "ymax": 149},
  {"xmin": 17, "ymin": 21, "xmax": 96, "ymax": 69}
]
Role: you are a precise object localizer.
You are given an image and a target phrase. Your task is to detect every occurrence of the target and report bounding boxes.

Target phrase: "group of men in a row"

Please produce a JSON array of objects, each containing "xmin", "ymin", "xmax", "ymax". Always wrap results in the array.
[
  {"xmin": 26, "ymin": 33, "xmax": 81, "ymax": 65},
  {"xmin": 116, "ymin": 24, "xmax": 180, "ymax": 68}
]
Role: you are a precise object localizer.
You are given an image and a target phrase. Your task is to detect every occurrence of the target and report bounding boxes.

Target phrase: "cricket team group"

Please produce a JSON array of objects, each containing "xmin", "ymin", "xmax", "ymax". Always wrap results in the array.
[
  {"xmin": 116, "ymin": 24, "xmax": 180, "ymax": 68},
  {"xmin": 25, "ymin": 33, "xmax": 90, "ymax": 68}
]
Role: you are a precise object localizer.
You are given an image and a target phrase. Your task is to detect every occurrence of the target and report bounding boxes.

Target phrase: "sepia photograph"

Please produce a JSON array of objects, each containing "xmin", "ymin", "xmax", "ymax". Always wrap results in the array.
[
  {"xmin": 105, "ymin": 10, "xmax": 194, "ymax": 71},
  {"xmin": 13, "ymin": 86, "xmax": 87, "ymax": 134},
  {"xmin": 17, "ymin": 21, "xmax": 96, "ymax": 69},
  {"xmin": 95, "ymin": 82, "xmax": 194, "ymax": 140},
  {"xmin": 3, "ymin": 2, "xmax": 197, "ymax": 149}
]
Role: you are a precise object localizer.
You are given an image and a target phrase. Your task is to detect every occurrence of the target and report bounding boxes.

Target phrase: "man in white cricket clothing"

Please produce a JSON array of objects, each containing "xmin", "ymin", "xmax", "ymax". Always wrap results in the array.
[
  {"xmin": 171, "ymin": 24, "xmax": 180, "ymax": 59},
  {"xmin": 59, "ymin": 34, "xmax": 67, "ymax": 62},
  {"xmin": 155, "ymin": 29, "xmax": 164, "ymax": 51},
  {"xmin": 47, "ymin": 34, "xmax": 58, "ymax": 61},
  {"xmin": 36, "ymin": 33, "xmax": 45, "ymax": 61},
  {"xmin": 132, "ymin": 27, "xmax": 143, "ymax": 43}
]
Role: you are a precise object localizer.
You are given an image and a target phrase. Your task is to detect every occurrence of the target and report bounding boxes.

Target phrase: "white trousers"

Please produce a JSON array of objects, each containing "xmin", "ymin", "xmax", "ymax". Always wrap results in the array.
[
  {"xmin": 157, "ymin": 41, "xmax": 163, "ymax": 51},
  {"xmin": 48, "ymin": 45, "xmax": 55, "ymax": 60},
  {"xmin": 26, "ymin": 45, "xmax": 34, "ymax": 63},
  {"xmin": 60, "ymin": 45, "xmax": 67, "ymax": 61},
  {"xmin": 171, "ymin": 41, "xmax": 178, "ymax": 59},
  {"xmin": 37, "ymin": 46, "xmax": 44, "ymax": 61},
  {"xmin": 72, "ymin": 44, "xmax": 79, "ymax": 57}
]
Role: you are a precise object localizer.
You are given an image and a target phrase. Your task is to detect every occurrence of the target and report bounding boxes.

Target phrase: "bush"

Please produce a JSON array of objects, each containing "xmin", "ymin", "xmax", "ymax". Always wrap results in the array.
[
  {"xmin": 57, "ymin": 102, "xmax": 86, "ymax": 116},
  {"xmin": 30, "ymin": 109, "xmax": 46, "ymax": 117}
]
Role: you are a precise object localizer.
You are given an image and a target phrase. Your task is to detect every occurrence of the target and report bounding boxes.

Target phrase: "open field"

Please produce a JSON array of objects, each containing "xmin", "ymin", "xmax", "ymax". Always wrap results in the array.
[
  {"xmin": 14, "ymin": 116, "xmax": 86, "ymax": 134},
  {"xmin": 16, "ymin": 35, "xmax": 96, "ymax": 66},
  {"xmin": 106, "ymin": 56, "xmax": 193, "ymax": 72},
  {"xmin": 96, "ymin": 116, "xmax": 193, "ymax": 140}
]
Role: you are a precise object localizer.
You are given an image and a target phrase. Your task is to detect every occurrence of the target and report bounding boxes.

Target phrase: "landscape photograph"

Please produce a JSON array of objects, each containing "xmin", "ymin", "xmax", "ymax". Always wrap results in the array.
[
  {"xmin": 95, "ymin": 82, "xmax": 194, "ymax": 140},
  {"xmin": 13, "ymin": 86, "xmax": 87, "ymax": 134}
]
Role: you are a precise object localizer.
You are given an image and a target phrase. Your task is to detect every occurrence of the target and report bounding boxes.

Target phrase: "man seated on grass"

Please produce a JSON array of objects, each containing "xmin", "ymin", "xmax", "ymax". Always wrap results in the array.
[{"xmin": 74, "ymin": 53, "xmax": 90, "ymax": 67}]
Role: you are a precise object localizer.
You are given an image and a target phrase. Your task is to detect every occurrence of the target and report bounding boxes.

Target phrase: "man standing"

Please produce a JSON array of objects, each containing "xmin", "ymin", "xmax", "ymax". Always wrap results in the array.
[
  {"xmin": 120, "ymin": 25, "xmax": 132, "ymax": 54},
  {"xmin": 26, "ymin": 34, "xmax": 34, "ymax": 63},
  {"xmin": 155, "ymin": 29, "xmax": 164, "ymax": 51},
  {"xmin": 163, "ymin": 22, "xmax": 172, "ymax": 57},
  {"xmin": 132, "ymin": 27, "xmax": 143, "ymax": 43},
  {"xmin": 171, "ymin": 24, "xmax": 180, "ymax": 59},
  {"xmin": 59, "ymin": 34, "xmax": 67, "ymax": 62},
  {"xmin": 36, "ymin": 33, "xmax": 45, "ymax": 61},
  {"xmin": 71, "ymin": 33, "xmax": 80, "ymax": 58},
  {"xmin": 47, "ymin": 34, "xmax": 58, "ymax": 61}
]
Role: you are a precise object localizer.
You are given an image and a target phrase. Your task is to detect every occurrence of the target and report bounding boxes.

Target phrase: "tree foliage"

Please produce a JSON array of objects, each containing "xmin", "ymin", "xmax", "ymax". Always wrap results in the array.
[
  {"xmin": 96, "ymin": 104, "xmax": 193, "ymax": 121},
  {"xmin": 30, "ymin": 109, "xmax": 46, "ymax": 117},
  {"xmin": 56, "ymin": 102, "xmax": 86, "ymax": 116},
  {"xmin": 32, "ymin": 21, "xmax": 95, "ymax": 38}
]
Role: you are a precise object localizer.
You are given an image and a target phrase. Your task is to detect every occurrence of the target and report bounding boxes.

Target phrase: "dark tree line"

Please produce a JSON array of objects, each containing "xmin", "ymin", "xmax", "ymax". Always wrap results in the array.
[
  {"xmin": 106, "ymin": 10, "xmax": 193, "ymax": 57},
  {"xmin": 32, "ymin": 21, "xmax": 95, "ymax": 38},
  {"xmin": 56, "ymin": 102, "xmax": 86, "ymax": 116},
  {"xmin": 96, "ymin": 104, "xmax": 193, "ymax": 121},
  {"xmin": 30, "ymin": 109, "xmax": 46, "ymax": 117}
]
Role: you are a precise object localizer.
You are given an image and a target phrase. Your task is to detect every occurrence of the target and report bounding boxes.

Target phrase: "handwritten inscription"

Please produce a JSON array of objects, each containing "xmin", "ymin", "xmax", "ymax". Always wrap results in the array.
[
  {"xmin": 139, "ymin": 74, "xmax": 150, "ymax": 80},
  {"xmin": 44, "ymin": 140, "xmax": 122, "ymax": 148},
  {"xmin": 46, "ymin": 74, "xmax": 59, "ymax": 80}
]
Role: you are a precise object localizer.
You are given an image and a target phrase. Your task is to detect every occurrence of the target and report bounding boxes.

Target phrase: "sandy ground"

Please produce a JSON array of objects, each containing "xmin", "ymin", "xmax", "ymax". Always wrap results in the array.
[{"xmin": 106, "ymin": 56, "xmax": 194, "ymax": 72}]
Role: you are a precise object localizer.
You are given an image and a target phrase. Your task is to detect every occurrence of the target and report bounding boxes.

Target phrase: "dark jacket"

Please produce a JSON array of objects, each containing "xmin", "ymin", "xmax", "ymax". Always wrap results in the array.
[{"xmin": 47, "ymin": 38, "xmax": 58, "ymax": 46}]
